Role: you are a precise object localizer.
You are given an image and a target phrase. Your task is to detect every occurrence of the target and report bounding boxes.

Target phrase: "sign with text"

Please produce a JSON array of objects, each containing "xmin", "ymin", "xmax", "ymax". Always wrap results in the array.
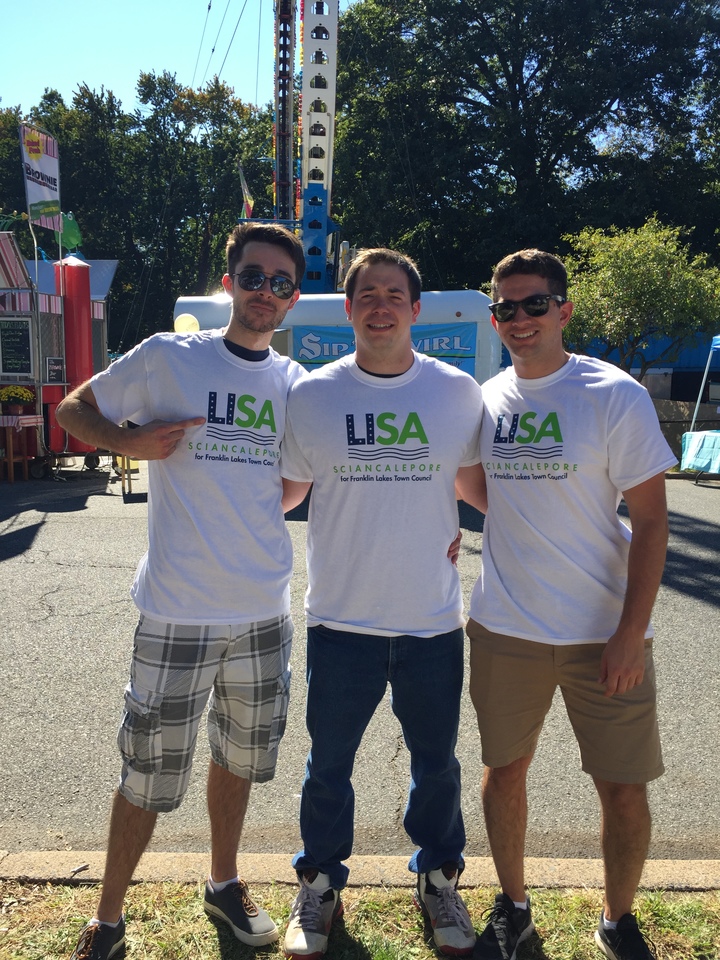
[
  {"xmin": 46, "ymin": 356, "xmax": 64, "ymax": 383},
  {"xmin": 0, "ymin": 319, "xmax": 32, "ymax": 375},
  {"xmin": 291, "ymin": 322, "xmax": 477, "ymax": 375},
  {"xmin": 19, "ymin": 124, "xmax": 61, "ymax": 231}
]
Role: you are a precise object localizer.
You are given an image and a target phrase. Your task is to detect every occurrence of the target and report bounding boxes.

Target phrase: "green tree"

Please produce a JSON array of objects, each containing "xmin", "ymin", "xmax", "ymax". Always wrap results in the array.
[
  {"xmin": 335, "ymin": 0, "xmax": 491, "ymax": 288},
  {"xmin": 0, "ymin": 106, "xmax": 26, "ymax": 234},
  {"xmin": 174, "ymin": 78, "xmax": 274, "ymax": 301},
  {"xmin": 0, "ymin": 75, "xmax": 276, "ymax": 348},
  {"xmin": 115, "ymin": 71, "xmax": 275, "ymax": 346},
  {"xmin": 563, "ymin": 218, "xmax": 720, "ymax": 378},
  {"xmin": 334, "ymin": 0, "xmax": 720, "ymax": 285}
]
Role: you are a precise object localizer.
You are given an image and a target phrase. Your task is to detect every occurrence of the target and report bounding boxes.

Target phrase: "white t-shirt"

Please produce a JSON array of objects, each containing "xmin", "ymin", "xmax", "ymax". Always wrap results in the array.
[
  {"xmin": 281, "ymin": 353, "xmax": 483, "ymax": 637},
  {"xmin": 90, "ymin": 329, "xmax": 304, "ymax": 624},
  {"xmin": 468, "ymin": 354, "xmax": 677, "ymax": 644}
]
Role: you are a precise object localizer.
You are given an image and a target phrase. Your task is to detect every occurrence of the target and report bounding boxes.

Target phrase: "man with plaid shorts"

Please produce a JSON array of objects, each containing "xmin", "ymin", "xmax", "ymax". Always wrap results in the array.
[
  {"xmin": 56, "ymin": 222, "xmax": 306, "ymax": 960},
  {"xmin": 463, "ymin": 250, "xmax": 676, "ymax": 960}
]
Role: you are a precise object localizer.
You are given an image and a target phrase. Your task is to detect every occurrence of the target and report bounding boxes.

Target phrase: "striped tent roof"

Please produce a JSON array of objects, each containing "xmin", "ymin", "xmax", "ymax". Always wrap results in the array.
[{"xmin": 0, "ymin": 232, "xmax": 31, "ymax": 290}]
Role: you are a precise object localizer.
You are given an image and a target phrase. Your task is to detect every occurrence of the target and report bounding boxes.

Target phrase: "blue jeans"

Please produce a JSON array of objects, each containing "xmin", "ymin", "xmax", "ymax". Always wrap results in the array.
[{"xmin": 292, "ymin": 623, "xmax": 466, "ymax": 889}]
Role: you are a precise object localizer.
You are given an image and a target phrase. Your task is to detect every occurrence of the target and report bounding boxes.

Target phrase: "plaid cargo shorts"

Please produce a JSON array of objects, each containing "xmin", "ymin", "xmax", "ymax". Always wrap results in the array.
[{"xmin": 117, "ymin": 614, "xmax": 293, "ymax": 811}]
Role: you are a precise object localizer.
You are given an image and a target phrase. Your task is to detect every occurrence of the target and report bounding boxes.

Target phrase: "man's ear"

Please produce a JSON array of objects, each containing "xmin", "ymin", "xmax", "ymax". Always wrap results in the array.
[
  {"xmin": 559, "ymin": 300, "xmax": 574, "ymax": 329},
  {"xmin": 285, "ymin": 288, "xmax": 301, "ymax": 311}
]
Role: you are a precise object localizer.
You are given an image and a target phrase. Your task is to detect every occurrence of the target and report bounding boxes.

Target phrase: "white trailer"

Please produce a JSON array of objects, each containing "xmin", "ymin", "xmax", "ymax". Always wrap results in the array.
[{"xmin": 174, "ymin": 288, "xmax": 501, "ymax": 384}]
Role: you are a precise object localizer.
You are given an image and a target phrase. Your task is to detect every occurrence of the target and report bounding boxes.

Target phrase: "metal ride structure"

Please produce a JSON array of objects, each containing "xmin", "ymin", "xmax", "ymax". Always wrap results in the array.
[
  {"xmin": 175, "ymin": 2, "xmax": 501, "ymax": 385},
  {"xmin": 273, "ymin": 0, "xmax": 339, "ymax": 293}
]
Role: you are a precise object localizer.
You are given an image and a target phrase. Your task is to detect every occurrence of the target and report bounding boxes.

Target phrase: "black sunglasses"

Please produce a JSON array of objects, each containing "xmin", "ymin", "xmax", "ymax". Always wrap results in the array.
[
  {"xmin": 489, "ymin": 294, "xmax": 566, "ymax": 323},
  {"xmin": 233, "ymin": 270, "xmax": 296, "ymax": 300}
]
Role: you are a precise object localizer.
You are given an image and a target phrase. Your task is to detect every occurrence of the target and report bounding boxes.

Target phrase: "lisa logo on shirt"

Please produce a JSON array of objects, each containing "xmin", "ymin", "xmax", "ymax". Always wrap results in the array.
[
  {"xmin": 346, "ymin": 411, "xmax": 428, "ymax": 447},
  {"xmin": 493, "ymin": 412, "xmax": 562, "ymax": 445},
  {"xmin": 206, "ymin": 392, "xmax": 277, "ymax": 433}
]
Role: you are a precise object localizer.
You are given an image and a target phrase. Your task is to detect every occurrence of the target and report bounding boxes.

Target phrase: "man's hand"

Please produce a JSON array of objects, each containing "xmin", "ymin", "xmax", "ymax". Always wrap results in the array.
[
  {"xmin": 447, "ymin": 529, "xmax": 462, "ymax": 565},
  {"xmin": 56, "ymin": 382, "xmax": 205, "ymax": 459},
  {"xmin": 598, "ymin": 471, "xmax": 668, "ymax": 698},
  {"xmin": 127, "ymin": 418, "xmax": 206, "ymax": 460},
  {"xmin": 598, "ymin": 629, "xmax": 646, "ymax": 697}
]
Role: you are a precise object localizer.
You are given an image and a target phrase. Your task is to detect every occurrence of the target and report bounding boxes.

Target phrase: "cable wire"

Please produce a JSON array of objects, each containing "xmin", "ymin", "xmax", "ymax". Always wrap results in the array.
[
  {"xmin": 255, "ymin": 0, "xmax": 262, "ymax": 104},
  {"xmin": 201, "ymin": 0, "xmax": 235, "ymax": 87},
  {"xmin": 192, "ymin": 2, "xmax": 214, "ymax": 88},
  {"xmin": 217, "ymin": 0, "xmax": 251, "ymax": 80}
]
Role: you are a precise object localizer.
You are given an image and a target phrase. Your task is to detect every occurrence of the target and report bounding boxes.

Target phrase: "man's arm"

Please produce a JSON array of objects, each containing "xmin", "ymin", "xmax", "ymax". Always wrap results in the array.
[
  {"xmin": 282, "ymin": 478, "xmax": 312, "ymax": 513},
  {"xmin": 455, "ymin": 463, "xmax": 488, "ymax": 514},
  {"xmin": 599, "ymin": 471, "xmax": 669, "ymax": 697},
  {"xmin": 56, "ymin": 381, "xmax": 205, "ymax": 460}
]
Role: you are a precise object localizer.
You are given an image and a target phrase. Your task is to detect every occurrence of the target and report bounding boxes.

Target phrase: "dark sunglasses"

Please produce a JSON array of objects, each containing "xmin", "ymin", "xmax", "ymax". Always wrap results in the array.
[
  {"xmin": 489, "ymin": 294, "xmax": 566, "ymax": 323},
  {"xmin": 233, "ymin": 269, "xmax": 296, "ymax": 300}
]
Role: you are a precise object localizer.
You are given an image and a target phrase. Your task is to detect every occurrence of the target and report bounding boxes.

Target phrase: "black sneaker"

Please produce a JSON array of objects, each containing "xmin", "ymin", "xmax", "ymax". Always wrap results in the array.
[
  {"xmin": 414, "ymin": 861, "xmax": 476, "ymax": 956},
  {"xmin": 69, "ymin": 917, "xmax": 126, "ymax": 959},
  {"xmin": 476, "ymin": 892, "xmax": 534, "ymax": 960},
  {"xmin": 595, "ymin": 912, "xmax": 656, "ymax": 959},
  {"xmin": 204, "ymin": 879, "xmax": 279, "ymax": 946}
]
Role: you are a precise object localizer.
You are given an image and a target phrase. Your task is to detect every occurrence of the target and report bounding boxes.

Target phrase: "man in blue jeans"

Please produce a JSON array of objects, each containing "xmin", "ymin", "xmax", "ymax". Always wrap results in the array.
[{"xmin": 280, "ymin": 248, "xmax": 486, "ymax": 958}]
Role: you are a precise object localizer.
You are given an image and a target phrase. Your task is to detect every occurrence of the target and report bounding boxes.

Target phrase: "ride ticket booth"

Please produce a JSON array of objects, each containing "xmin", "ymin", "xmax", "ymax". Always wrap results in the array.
[{"xmin": 0, "ymin": 231, "xmax": 117, "ymax": 479}]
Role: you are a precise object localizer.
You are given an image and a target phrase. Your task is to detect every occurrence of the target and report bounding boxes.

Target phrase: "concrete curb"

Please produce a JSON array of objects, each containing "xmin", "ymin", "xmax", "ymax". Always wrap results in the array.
[{"xmin": 1, "ymin": 852, "xmax": 719, "ymax": 891}]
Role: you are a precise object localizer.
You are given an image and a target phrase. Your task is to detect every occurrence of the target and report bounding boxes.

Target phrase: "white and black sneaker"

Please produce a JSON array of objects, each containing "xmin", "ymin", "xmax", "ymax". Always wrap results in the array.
[
  {"xmin": 284, "ymin": 869, "xmax": 343, "ymax": 959},
  {"xmin": 595, "ymin": 912, "xmax": 656, "ymax": 959},
  {"xmin": 414, "ymin": 861, "xmax": 476, "ymax": 956},
  {"xmin": 476, "ymin": 892, "xmax": 534, "ymax": 960}
]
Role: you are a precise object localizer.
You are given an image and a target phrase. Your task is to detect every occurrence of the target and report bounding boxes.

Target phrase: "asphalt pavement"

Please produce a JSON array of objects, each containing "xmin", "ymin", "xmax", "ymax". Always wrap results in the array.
[{"xmin": 1, "ymin": 461, "xmax": 719, "ymax": 888}]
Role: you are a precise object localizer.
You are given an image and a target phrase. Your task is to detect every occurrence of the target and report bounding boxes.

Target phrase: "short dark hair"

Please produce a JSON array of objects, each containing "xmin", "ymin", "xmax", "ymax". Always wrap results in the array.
[
  {"xmin": 344, "ymin": 248, "xmax": 422, "ymax": 303},
  {"xmin": 491, "ymin": 249, "xmax": 568, "ymax": 300},
  {"xmin": 226, "ymin": 222, "xmax": 306, "ymax": 286}
]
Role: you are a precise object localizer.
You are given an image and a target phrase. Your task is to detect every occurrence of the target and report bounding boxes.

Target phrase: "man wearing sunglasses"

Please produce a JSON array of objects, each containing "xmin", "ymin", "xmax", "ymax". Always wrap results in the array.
[
  {"xmin": 57, "ymin": 222, "xmax": 305, "ymax": 960},
  {"xmin": 465, "ymin": 250, "xmax": 676, "ymax": 960},
  {"xmin": 280, "ymin": 248, "xmax": 485, "ymax": 959}
]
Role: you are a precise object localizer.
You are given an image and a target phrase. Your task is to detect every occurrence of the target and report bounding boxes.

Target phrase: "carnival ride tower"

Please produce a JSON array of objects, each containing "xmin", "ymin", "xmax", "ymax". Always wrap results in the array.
[
  {"xmin": 274, "ymin": 0, "xmax": 297, "ymax": 223},
  {"xmin": 273, "ymin": 0, "xmax": 339, "ymax": 292},
  {"xmin": 298, "ymin": 0, "xmax": 339, "ymax": 292}
]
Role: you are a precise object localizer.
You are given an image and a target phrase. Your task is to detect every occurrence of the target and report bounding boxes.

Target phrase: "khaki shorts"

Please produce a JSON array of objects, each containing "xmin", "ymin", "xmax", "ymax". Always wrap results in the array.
[{"xmin": 467, "ymin": 619, "xmax": 663, "ymax": 784}]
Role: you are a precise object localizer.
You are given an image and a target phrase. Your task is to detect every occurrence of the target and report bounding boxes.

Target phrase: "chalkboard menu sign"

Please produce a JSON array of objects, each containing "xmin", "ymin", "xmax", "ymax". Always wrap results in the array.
[
  {"xmin": 46, "ymin": 356, "xmax": 64, "ymax": 383},
  {"xmin": 0, "ymin": 320, "xmax": 32, "ymax": 375}
]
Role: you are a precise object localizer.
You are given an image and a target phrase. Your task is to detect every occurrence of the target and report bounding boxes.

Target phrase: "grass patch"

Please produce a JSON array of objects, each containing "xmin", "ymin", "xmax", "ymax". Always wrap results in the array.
[{"xmin": 1, "ymin": 881, "xmax": 719, "ymax": 959}]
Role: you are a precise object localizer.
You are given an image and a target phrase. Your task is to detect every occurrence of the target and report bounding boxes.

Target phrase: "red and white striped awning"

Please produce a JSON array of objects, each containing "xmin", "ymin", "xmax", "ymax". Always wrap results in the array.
[{"xmin": 0, "ymin": 232, "xmax": 31, "ymax": 290}]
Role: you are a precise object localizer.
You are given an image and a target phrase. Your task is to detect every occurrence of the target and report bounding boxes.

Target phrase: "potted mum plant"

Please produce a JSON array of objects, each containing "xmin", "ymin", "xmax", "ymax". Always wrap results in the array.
[{"xmin": 0, "ymin": 384, "xmax": 35, "ymax": 415}]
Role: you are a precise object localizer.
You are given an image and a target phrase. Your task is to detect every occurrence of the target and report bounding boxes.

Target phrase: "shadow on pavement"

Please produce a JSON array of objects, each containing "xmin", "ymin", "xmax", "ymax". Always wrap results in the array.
[
  {"xmin": 0, "ymin": 467, "xmax": 119, "ymax": 562},
  {"xmin": 663, "ymin": 507, "xmax": 720, "ymax": 609}
]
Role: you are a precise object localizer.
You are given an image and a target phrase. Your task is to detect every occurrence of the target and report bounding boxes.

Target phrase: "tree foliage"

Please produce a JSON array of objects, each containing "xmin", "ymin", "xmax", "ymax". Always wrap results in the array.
[
  {"xmin": 563, "ymin": 218, "xmax": 720, "ymax": 377},
  {"xmin": 3, "ymin": 0, "xmax": 720, "ymax": 368},
  {"xmin": 334, "ymin": 0, "xmax": 720, "ymax": 288},
  {"xmin": 0, "ymin": 74, "xmax": 273, "ymax": 348}
]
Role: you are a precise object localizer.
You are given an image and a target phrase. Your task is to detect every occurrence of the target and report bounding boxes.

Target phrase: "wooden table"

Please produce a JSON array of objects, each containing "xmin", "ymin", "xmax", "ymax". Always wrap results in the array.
[{"xmin": 0, "ymin": 414, "xmax": 44, "ymax": 482}]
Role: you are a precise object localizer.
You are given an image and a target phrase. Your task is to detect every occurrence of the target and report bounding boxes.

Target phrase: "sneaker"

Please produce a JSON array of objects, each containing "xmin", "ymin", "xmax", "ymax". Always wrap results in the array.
[
  {"xmin": 69, "ymin": 917, "xmax": 126, "ymax": 959},
  {"xmin": 414, "ymin": 861, "xmax": 476, "ymax": 956},
  {"xmin": 595, "ymin": 912, "xmax": 656, "ymax": 959},
  {"xmin": 204, "ymin": 879, "xmax": 279, "ymax": 946},
  {"xmin": 284, "ymin": 869, "xmax": 344, "ymax": 959},
  {"xmin": 476, "ymin": 892, "xmax": 534, "ymax": 960}
]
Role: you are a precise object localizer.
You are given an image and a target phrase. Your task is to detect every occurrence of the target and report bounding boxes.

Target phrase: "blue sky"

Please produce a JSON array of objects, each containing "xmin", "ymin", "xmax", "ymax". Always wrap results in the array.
[{"xmin": 3, "ymin": 0, "xmax": 354, "ymax": 116}]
